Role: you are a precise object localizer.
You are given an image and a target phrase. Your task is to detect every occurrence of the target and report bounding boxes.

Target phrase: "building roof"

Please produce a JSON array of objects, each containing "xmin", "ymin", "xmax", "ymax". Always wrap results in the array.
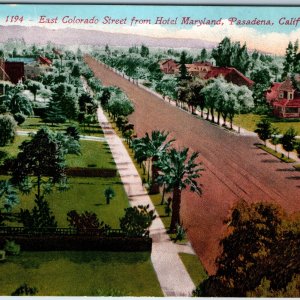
[
  {"xmin": 273, "ymin": 99, "xmax": 300, "ymax": 108},
  {"xmin": 6, "ymin": 57, "xmax": 36, "ymax": 64},
  {"xmin": 193, "ymin": 61, "xmax": 213, "ymax": 67},
  {"xmin": 279, "ymin": 77, "xmax": 295, "ymax": 92},
  {"xmin": 38, "ymin": 56, "xmax": 52, "ymax": 66},
  {"xmin": 205, "ymin": 67, "xmax": 254, "ymax": 87},
  {"xmin": 266, "ymin": 82, "xmax": 281, "ymax": 102}
]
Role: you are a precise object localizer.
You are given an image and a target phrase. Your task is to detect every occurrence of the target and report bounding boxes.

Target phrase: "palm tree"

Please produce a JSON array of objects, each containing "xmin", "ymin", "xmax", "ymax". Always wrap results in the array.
[
  {"xmin": 104, "ymin": 187, "xmax": 115, "ymax": 205},
  {"xmin": 132, "ymin": 131, "xmax": 174, "ymax": 194},
  {"xmin": 156, "ymin": 148, "xmax": 203, "ymax": 232}
]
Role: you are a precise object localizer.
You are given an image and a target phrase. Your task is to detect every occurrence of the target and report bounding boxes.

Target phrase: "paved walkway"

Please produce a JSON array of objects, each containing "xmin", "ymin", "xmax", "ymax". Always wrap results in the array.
[
  {"xmin": 97, "ymin": 107, "xmax": 196, "ymax": 297},
  {"xmin": 16, "ymin": 130, "xmax": 106, "ymax": 142}
]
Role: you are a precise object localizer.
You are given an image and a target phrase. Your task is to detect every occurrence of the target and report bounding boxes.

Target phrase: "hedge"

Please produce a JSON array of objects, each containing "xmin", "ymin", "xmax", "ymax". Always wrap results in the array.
[
  {"xmin": 0, "ymin": 166, "xmax": 117, "ymax": 178},
  {"xmin": 0, "ymin": 235, "xmax": 152, "ymax": 252},
  {"xmin": 66, "ymin": 167, "xmax": 117, "ymax": 177}
]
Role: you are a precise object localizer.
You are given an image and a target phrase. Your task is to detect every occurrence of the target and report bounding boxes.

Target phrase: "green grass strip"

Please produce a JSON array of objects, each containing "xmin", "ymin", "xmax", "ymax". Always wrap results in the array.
[{"xmin": 257, "ymin": 144, "xmax": 296, "ymax": 163}]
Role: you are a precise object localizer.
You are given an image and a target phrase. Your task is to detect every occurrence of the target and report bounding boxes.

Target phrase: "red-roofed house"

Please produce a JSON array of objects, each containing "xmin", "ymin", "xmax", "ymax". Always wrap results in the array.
[
  {"xmin": 205, "ymin": 67, "xmax": 254, "ymax": 88},
  {"xmin": 38, "ymin": 56, "xmax": 52, "ymax": 66},
  {"xmin": 266, "ymin": 78, "xmax": 300, "ymax": 118},
  {"xmin": 159, "ymin": 59, "xmax": 179, "ymax": 74}
]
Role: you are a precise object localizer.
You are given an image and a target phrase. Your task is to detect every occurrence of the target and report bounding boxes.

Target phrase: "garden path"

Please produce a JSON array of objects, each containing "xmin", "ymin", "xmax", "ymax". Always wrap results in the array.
[{"xmin": 97, "ymin": 107, "xmax": 196, "ymax": 297}]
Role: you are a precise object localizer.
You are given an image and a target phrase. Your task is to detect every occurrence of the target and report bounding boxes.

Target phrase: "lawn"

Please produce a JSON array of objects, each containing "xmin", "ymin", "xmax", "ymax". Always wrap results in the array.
[
  {"xmin": 66, "ymin": 140, "xmax": 115, "ymax": 169},
  {"xmin": 19, "ymin": 117, "xmax": 104, "ymax": 137},
  {"xmin": 234, "ymin": 113, "xmax": 300, "ymax": 133},
  {"xmin": 0, "ymin": 251, "xmax": 163, "ymax": 296},
  {"xmin": 4, "ymin": 176, "xmax": 128, "ymax": 228},
  {"xmin": 179, "ymin": 253, "xmax": 208, "ymax": 286},
  {"xmin": 1, "ymin": 137, "xmax": 115, "ymax": 170},
  {"xmin": 0, "ymin": 136, "xmax": 28, "ymax": 160}
]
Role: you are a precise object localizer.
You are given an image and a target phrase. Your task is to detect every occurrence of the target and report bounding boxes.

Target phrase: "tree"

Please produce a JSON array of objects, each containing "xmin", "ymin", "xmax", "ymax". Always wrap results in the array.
[
  {"xmin": 120, "ymin": 205, "xmax": 156, "ymax": 237},
  {"xmin": 140, "ymin": 44, "xmax": 149, "ymax": 57},
  {"xmin": 200, "ymin": 48, "xmax": 208, "ymax": 61},
  {"xmin": 193, "ymin": 201, "xmax": 300, "ymax": 297},
  {"xmin": 20, "ymin": 195, "xmax": 57, "ymax": 230},
  {"xmin": 43, "ymin": 99, "xmax": 67, "ymax": 125},
  {"xmin": 26, "ymin": 80, "xmax": 43, "ymax": 102},
  {"xmin": 270, "ymin": 127, "xmax": 281, "ymax": 152},
  {"xmin": 132, "ymin": 130, "xmax": 174, "ymax": 194},
  {"xmin": 281, "ymin": 127, "xmax": 297, "ymax": 158},
  {"xmin": 178, "ymin": 51, "xmax": 191, "ymax": 82},
  {"xmin": 10, "ymin": 127, "xmax": 67, "ymax": 202},
  {"xmin": 104, "ymin": 187, "xmax": 115, "ymax": 204},
  {"xmin": 156, "ymin": 148, "xmax": 203, "ymax": 232},
  {"xmin": 0, "ymin": 180, "xmax": 19, "ymax": 213},
  {"xmin": 51, "ymin": 83, "xmax": 79, "ymax": 120},
  {"xmin": 0, "ymin": 114, "xmax": 17, "ymax": 146},
  {"xmin": 212, "ymin": 37, "xmax": 250, "ymax": 74},
  {"xmin": 106, "ymin": 92, "xmax": 134, "ymax": 120},
  {"xmin": 2, "ymin": 88, "xmax": 33, "ymax": 116},
  {"xmin": 155, "ymin": 77, "xmax": 177, "ymax": 101},
  {"xmin": 282, "ymin": 41, "xmax": 295, "ymax": 79},
  {"xmin": 255, "ymin": 119, "xmax": 273, "ymax": 146},
  {"xmin": 250, "ymin": 68, "xmax": 271, "ymax": 106}
]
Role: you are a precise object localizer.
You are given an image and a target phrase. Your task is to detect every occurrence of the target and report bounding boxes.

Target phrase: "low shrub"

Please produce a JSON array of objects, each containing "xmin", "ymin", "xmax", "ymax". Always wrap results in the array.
[
  {"xmin": 4, "ymin": 240, "xmax": 20, "ymax": 256},
  {"xmin": 11, "ymin": 284, "xmax": 38, "ymax": 296}
]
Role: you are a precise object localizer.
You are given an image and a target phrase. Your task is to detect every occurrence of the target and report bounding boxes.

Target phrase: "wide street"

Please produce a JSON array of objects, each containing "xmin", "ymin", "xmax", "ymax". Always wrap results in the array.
[{"xmin": 85, "ymin": 56, "xmax": 300, "ymax": 274}]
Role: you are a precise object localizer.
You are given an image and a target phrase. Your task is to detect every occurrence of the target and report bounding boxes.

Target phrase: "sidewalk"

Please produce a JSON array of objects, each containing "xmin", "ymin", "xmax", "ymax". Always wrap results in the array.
[
  {"xmin": 16, "ymin": 130, "xmax": 107, "ymax": 142},
  {"xmin": 97, "ymin": 107, "xmax": 196, "ymax": 297}
]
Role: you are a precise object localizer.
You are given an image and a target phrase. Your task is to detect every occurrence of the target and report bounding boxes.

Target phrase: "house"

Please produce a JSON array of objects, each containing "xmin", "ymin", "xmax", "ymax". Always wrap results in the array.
[
  {"xmin": 159, "ymin": 59, "xmax": 179, "ymax": 74},
  {"xmin": 25, "ymin": 62, "xmax": 52, "ymax": 79},
  {"xmin": 266, "ymin": 77, "xmax": 300, "ymax": 118},
  {"xmin": 185, "ymin": 61, "xmax": 213, "ymax": 78},
  {"xmin": 4, "ymin": 61, "xmax": 24, "ymax": 84},
  {"xmin": 205, "ymin": 67, "xmax": 254, "ymax": 88}
]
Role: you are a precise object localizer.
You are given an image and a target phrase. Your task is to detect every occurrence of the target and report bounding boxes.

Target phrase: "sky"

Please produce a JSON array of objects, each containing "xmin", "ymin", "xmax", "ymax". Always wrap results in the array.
[{"xmin": 1, "ymin": 4, "xmax": 300, "ymax": 54}]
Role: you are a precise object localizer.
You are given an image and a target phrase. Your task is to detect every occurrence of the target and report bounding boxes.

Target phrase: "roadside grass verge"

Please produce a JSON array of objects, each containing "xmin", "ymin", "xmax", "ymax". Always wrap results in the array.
[
  {"xmin": 257, "ymin": 144, "xmax": 296, "ymax": 163},
  {"xmin": 293, "ymin": 164, "xmax": 300, "ymax": 171},
  {"xmin": 179, "ymin": 253, "xmax": 208, "ymax": 286},
  {"xmin": 234, "ymin": 113, "xmax": 300, "ymax": 133},
  {"xmin": 0, "ymin": 251, "xmax": 163, "ymax": 296},
  {"xmin": 19, "ymin": 117, "xmax": 103, "ymax": 137}
]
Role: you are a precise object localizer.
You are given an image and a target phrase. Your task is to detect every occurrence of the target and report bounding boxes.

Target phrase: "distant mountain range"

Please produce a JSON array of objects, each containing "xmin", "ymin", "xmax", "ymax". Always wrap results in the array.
[{"xmin": 0, "ymin": 25, "xmax": 217, "ymax": 49}]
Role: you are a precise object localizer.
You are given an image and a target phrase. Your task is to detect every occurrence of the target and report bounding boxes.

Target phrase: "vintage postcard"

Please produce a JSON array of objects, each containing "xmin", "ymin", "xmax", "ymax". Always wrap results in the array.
[{"xmin": 0, "ymin": 2, "xmax": 299, "ymax": 297}]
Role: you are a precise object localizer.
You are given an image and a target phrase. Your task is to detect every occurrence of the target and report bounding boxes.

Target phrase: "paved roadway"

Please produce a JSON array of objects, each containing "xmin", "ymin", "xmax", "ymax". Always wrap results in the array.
[{"xmin": 85, "ymin": 56, "xmax": 300, "ymax": 274}]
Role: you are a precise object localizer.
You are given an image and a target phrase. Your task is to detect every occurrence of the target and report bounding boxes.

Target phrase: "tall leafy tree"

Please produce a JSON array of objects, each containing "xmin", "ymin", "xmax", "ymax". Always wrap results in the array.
[
  {"xmin": 250, "ymin": 68, "xmax": 271, "ymax": 106},
  {"xmin": 51, "ymin": 83, "xmax": 79, "ymax": 120},
  {"xmin": 255, "ymin": 119, "xmax": 273, "ymax": 146},
  {"xmin": 282, "ymin": 41, "xmax": 296, "ymax": 79},
  {"xmin": 0, "ymin": 114, "xmax": 16, "ymax": 146},
  {"xmin": 194, "ymin": 201, "xmax": 300, "ymax": 297},
  {"xmin": 156, "ymin": 148, "xmax": 203, "ymax": 232},
  {"xmin": 10, "ymin": 127, "xmax": 67, "ymax": 202},
  {"xmin": 140, "ymin": 44, "xmax": 150, "ymax": 57},
  {"xmin": 178, "ymin": 51, "xmax": 191, "ymax": 82},
  {"xmin": 212, "ymin": 37, "xmax": 250, "ymax": 73},
  {"xmin": 281, "ymin": 127, "xmax": 297, "ymax": 158},
  {"xmin": 200, "ymin": 48, "xmax": 208, "ymax": 61},
  {"xmin": 26, "ymin": 80, "xmax": 43, "ymax": 102}
]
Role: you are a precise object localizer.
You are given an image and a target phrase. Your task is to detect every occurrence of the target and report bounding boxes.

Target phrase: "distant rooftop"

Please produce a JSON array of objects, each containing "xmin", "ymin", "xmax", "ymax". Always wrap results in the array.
[{"xmin": 6, "ymin": 57, "xmax": 36, "ymax": 64}]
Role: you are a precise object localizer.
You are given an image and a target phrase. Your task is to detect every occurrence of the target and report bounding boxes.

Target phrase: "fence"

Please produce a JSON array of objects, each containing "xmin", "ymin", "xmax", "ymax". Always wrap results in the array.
[{"xmin": 0, "ymin": 226, "xmax": 152, "ymax": 252}]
